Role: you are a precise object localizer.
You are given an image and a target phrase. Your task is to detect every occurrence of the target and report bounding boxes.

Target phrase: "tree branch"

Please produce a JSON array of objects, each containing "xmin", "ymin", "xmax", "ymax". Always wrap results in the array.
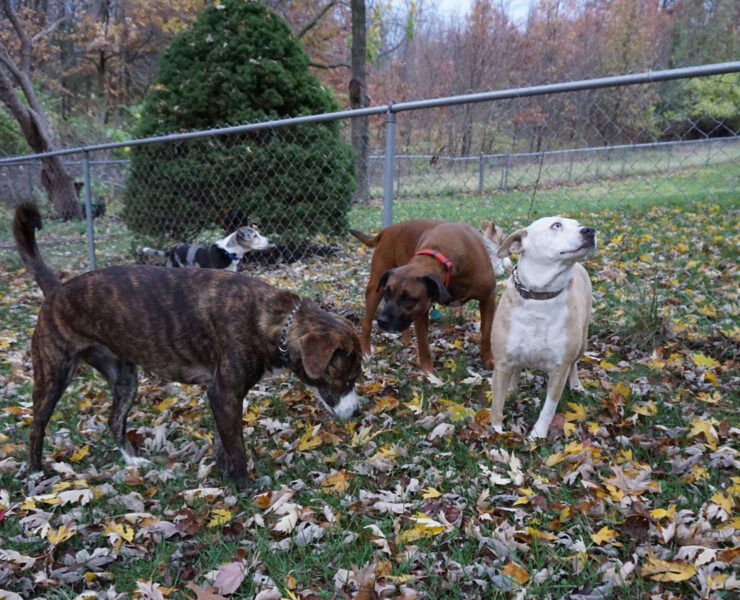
[
  {"xmin": 298, "ymin": 0, "xmax": 338, "ymax": 39},
  {"xmin": 309, "ymin": 60, "xmax": 350, "ymax": 70}
]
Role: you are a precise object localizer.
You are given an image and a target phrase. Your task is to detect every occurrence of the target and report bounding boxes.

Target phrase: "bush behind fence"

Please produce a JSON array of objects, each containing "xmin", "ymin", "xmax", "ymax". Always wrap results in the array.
[{"xmin": 0, "ymin": 65, "xmax": 738, "ymax": 268}]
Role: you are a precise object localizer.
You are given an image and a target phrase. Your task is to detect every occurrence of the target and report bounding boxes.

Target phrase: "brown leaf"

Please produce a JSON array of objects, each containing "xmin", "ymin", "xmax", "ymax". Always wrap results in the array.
[{"xmin": 185, "ymin": 581, "xmax": 228, "ymax": 600}]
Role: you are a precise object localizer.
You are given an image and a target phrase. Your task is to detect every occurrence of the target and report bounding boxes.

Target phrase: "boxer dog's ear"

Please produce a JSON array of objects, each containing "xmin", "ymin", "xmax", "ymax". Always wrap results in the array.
[
  {"xmin": 421, "ymin": 274, "xmax": 452, "ymax": 305},
  {"xmin": 377, "ymin": 269, "xmax": 394, "ymax": 292}
]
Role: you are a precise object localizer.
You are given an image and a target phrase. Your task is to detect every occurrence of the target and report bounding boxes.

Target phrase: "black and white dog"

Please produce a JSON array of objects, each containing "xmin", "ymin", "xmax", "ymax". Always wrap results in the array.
[{"xmin": 143, "ymin": 226, "xmax": 272, "ymax": 271}]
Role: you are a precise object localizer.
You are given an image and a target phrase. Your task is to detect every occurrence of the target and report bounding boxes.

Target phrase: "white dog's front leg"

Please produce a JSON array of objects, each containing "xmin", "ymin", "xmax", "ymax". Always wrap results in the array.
[
  {"xmin": 528, "ymin": 394, "xmax": 559, "ymax": 439},
  {"xmin": 528, "ymin": 369, "xmax": 569, "ymax": 440}
]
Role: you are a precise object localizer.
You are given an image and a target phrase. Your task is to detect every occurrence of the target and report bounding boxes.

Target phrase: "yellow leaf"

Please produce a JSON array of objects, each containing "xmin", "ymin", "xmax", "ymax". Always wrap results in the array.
[
  {"xmin": 563, "ymin": 422, "xmax": 577, "ymax": 437},
  {"xmin": 689, "ymin": 417, "xmax": 719, "ymax": 450},
  {"xmin": 404, "ymin": 389, "xmax": 423, "ymax": 414},
  {"xmin": 372, "ymin": 395, "xmax": 399, "ymax": 413},
  {"xmin": 400, "ymin": 512, "xmax": 446, "ymax": 542},
  {"xmin": 545, "ymin": 451, "xmax": 564, "ymax": 467},
  {"xmin": 350, "ymin": 425, "xmax": 384, "ymax": 447},
  {"xmin": 502, "ymin": 562, "xmax": 530, "ymax": 585},
  {"xmin": 297, "ymin": 428, "xmax": 323, "ymax": 452},
  {"xmin": 651, "ymin": 505, "xmax": 676, "ymax": 520},
  {"xmin": 47, "ymin": 524, "xmax": 77, "ymax": 546},
  {"xmin": 439, "ymin": 398, "xmax": 475, "ymax": 421},
  {"xmin": 156, "ymin": 396, "xmax": 178, "ymax": 412},
  {"xmin": 422, "ymin": 486, "xmax": 442, "ymax": 499},
  {"xmin": 599, "ymin": 360, "xmax": 619, "ymax": 372},
  {"xmin": 711, "ymin": 491, "xmax": 734, "ymax": 514},
  {"xmin": 610, "ymin": 234, "xmax": 624, "ymax": 245},
  {"xmin": 322, "ymin": 470, "xmax": 352, "ymax": 494},
  {"xmin": 527, "ymin": 527, "xmax": 557, "ymax": 541},
  {"xmin": 208, "ymin": 508, "xmax": 232, "ymax": 528},
  {"xmin": 611, "ymin": 381, "xmax": 631, "ymax": 400},
  {"xmin": 591, "ymin": 526, "xmax": 618, "ymax": 545},
  {"xmin": 71, "ymin": 444, "xmax": 90, "ymax": 462},
  {"xmin": 564, "ymin": 402, "xmax": 587, "ymax": 422},
  {"xmin": 640, "ymin": 555, "xmax": 697, "ymax": 582},
  {"xmin": 692, "ymin": 353, "xmax": 720, "ymax": 369},
  {"xmin": 633, "ymin": 399, "xmax": 657, "ymax": 416},
  {"xmin": 77, "ymin": 397, "xmax": 93, "ymax": 410},
  {"xmin": 104, "ymin": 521, "xmax": 134, "ymax": 549}
]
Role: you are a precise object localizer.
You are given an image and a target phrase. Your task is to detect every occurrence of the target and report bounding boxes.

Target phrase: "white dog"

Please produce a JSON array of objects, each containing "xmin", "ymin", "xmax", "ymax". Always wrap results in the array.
[{"xmin": 489, "ymin": 216, "xmax": 596, "ymax": 439}]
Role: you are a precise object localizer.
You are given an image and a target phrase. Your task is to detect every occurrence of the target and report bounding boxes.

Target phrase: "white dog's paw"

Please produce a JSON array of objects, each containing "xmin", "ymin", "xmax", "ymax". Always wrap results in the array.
[
  {"xmin": 527, "ymin": 424, "xmax": 549, "ymax": 440},
  {"xmin": 121, "ymin": 450, "xmax": 151, "ymax": 467},
  {"xmin": 491, "ymin": 423, "xmax": 504, "ymax": 434}
]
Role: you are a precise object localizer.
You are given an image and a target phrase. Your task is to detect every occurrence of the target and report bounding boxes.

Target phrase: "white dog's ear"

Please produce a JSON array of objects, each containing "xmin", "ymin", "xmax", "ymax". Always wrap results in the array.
[{"xmin": 497, "ymin": 229, "xmax": 526, "ymax": 257}]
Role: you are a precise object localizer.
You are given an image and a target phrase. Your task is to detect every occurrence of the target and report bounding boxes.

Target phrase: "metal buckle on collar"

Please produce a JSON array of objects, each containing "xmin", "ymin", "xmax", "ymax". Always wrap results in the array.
[{"xmin": 511, "ymin": 266, "xmax": 564, "ymax": 300}]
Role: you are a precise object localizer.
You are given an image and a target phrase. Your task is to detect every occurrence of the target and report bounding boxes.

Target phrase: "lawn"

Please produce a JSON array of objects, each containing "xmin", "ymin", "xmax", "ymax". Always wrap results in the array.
[{"xmin": 0, "ymin": 189, "xmax": 738, "ymax": 599}]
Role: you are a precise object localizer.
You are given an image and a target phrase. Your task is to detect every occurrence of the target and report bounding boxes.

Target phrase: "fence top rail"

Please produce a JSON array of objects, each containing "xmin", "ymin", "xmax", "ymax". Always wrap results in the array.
[{"xmin": 1, "ymin": 61, "xmax": 738, "ymax": 165}]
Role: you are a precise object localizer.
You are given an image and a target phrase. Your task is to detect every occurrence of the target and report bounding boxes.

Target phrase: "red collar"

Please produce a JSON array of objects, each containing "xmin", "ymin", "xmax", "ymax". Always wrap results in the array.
[{"xmin": 414, "ymin": 249, "xmax": 452, "ymax": 288}]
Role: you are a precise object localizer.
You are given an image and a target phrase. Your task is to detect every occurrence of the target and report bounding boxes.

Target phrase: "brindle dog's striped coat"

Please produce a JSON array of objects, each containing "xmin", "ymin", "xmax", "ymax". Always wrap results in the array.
[{"xmin": 14, "ymin": 204, "xmax": 361, "ymax": 489}]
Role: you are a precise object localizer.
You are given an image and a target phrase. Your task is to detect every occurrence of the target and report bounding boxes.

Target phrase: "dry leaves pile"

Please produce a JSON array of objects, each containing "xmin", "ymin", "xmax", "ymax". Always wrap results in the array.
[{"xmin": 0, "ymin": 202, "xmax": 737, "ymax": 599}]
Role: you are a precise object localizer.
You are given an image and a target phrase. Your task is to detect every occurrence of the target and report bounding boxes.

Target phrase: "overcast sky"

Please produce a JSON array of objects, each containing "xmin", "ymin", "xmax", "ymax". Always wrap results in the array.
[{"xmin": 432, "ymin": 0, "xmax": 533, "ymax": 23}]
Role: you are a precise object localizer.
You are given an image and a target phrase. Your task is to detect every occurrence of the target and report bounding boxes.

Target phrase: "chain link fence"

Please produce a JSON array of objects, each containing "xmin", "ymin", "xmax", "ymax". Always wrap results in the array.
[{"xmin": 0, "ymin": 63, "xmax": 738, "ymax": 270}]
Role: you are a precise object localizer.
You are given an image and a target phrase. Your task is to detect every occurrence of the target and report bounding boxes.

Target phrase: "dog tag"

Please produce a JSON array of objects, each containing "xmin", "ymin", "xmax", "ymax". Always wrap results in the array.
[{"xmin": 430, "ymin": 308, "xmax": 442, "ymax": 320}]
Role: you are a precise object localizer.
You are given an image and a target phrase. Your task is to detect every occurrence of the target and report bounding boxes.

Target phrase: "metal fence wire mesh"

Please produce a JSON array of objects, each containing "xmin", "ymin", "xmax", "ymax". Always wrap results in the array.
[{"xmin": 0, "ymin": 65, "xmax": 738, "ymax": 269}]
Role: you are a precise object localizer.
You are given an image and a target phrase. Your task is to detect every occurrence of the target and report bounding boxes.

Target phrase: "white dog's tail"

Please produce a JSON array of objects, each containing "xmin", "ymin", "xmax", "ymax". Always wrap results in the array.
[{"xmin": 142, "ymin": 247, "xmax": 167, "ymax": 257}]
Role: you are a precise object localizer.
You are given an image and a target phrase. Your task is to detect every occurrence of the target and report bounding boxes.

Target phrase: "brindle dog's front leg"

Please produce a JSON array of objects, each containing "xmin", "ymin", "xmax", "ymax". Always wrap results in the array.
[{"xmin": 207, "ymin": 374, "xmax": 252, "ymax": 490}]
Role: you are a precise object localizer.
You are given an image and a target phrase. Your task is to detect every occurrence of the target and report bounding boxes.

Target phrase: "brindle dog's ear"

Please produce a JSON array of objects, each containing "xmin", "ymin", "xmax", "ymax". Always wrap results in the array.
[
  {"xmin": 377, "ymin": 269, "xmax": 394, "ymax": 292},
  {"xmin": 300, "ymin": 331, "xmax": 338, "ymax": 379},
  {"xmin": 497, "ymin": 229, "xmax": 527, "ymax": 258},
  {"xmin": 421, "ymin": 274, "xmax": 452, "ymax": 305}
]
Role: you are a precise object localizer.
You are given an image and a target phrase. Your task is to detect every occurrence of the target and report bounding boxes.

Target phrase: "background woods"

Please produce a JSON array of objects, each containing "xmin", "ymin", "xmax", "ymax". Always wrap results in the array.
[{"xmin": 1, "ymin": 0, "xmax": 738, "ymax": 160}]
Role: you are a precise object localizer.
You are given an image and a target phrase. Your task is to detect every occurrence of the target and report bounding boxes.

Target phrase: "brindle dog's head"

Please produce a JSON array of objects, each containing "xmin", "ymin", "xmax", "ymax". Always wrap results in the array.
[
  {"xmin": 291, "ymin": 303, "xmax": 363, "ymax": 419},
  {"xmin": 375, "ymin": 265, "xmax": 452, "ymax": 333}
]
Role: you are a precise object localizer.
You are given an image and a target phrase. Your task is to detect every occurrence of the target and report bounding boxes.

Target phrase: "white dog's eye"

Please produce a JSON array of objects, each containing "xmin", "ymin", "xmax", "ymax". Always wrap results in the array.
[{"xmin": 550, "ymin": 222, "xmax": 562, "ymax": 230}]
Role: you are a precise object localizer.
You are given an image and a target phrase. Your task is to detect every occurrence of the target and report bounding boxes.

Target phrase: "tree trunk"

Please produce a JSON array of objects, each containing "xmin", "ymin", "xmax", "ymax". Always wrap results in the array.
[
  {"xmin": 350, "ymin": 0, "xmax": 370, "ymax": 205},
  {"xmin": 0, "ymin": 0, "xmax": 81, "ymax": 219},
  {"xmin": 0, "ymin": 71, "xmax": 80, "ymax": 219}
]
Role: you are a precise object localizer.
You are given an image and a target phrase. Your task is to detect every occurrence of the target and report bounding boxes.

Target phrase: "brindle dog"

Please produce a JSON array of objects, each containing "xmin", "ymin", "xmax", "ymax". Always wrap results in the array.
[{"xmin": 13, "ymin": 203, "xmax": 362, "ymax": 489}]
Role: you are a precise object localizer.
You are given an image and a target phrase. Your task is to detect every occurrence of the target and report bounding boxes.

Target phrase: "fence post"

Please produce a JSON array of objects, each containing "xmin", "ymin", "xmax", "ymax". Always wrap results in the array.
[
  {"xmin": 478, "ymin": 152, "xmax": 484, "ymax": 192},
  {"xmin": 503, "ymin": 152, "xmax": 510, "ymax": 190},
  {"xmin": 82, "ymin": 150, "xmax": 97, "ymax": 270},
  {"xmin": 383, "ymin": 105, "xmax": 396, "ymax": 228}
]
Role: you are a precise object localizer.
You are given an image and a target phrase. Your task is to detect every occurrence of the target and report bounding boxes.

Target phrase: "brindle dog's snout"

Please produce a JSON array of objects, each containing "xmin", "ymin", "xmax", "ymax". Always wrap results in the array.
[{"xmin": 377, "ymin": 312, "xmax": 391, "ymax": 331}]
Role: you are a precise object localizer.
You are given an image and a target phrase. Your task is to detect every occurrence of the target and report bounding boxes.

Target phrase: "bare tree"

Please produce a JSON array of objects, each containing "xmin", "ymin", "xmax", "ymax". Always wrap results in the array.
[
  {"xmin": 0, "ymin": 0, "xmax": 81, "ymax": 218},
  {"xmin": 350, "ymin": 0, "xmax": 370, "ymax": 204}
]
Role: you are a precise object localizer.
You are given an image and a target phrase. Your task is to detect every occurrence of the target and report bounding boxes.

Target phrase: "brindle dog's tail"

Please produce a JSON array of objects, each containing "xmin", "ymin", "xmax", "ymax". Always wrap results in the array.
[
  {"xmin": 13, "ymin": 203, "xmax": 61, "ymax": 296},
  {"xmin": 348, "ymin": 228, "xmax": 381, "ymax": 248}
]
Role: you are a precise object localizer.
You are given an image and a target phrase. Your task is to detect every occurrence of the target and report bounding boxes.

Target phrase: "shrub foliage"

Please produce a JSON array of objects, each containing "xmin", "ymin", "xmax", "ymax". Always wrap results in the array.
[{"xmin": 122, "ymin": 0, "xmax": 355, "ymax": 241}]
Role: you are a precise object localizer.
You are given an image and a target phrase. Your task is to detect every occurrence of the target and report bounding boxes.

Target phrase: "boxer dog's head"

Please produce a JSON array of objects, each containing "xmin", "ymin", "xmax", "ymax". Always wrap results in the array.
[{"xmin": 374, "ymin": 265, "xmax": 452, "ymax": 333}]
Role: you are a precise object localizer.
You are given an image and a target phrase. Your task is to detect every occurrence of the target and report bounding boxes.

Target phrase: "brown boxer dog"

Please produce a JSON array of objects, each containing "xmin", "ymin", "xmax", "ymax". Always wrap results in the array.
[
  {"xmin": 350, "ymin": 219, "xmax": 496, "ymax": 373},
  {"xmin": 14, "ymin": 203, "xmax": 362, "ymax": 489}
]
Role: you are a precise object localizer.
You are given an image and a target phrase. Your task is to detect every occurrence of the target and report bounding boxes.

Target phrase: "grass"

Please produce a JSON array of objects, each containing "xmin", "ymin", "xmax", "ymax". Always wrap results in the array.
[{"xmin": 0, "ymin": 176, "xmax": 738, "ymax": 599}]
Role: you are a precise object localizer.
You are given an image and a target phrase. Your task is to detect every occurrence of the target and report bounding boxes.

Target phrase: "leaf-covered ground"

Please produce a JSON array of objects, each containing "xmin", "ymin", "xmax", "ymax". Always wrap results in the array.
[{"xmin": 0, "ymin": 201, "xmax": 738, "ymax": 600}]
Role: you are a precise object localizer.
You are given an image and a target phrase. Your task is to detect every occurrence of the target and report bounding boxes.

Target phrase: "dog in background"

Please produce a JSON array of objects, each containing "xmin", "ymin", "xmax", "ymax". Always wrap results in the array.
[
  {"xmin": 480, "ymin": 220, "xmax": 513, "ymax": 277},
  {"xmin": 14, "ymin": 203, "xmax": 362, "ymax": 489},
  {"xmin": 143, "ymin": 226, "xmax": 271, "ymax": 271},
  {"xmin": 350, "ymin": 219, "xmax": 497, "ymax": 373},
  {"xmin": 489, "ymin": 215, "xmax": 596, "ymax": 439}
]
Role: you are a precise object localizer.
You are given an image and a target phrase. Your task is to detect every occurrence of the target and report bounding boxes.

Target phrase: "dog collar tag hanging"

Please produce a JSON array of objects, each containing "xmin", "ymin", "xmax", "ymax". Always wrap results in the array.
[
  {"xmin": 430, "ymin": 307, "xmax": 442, "ymax": 320},
  {"xmin": 414, "ymin": 249, "xmax": 452, "ymax": 288}
]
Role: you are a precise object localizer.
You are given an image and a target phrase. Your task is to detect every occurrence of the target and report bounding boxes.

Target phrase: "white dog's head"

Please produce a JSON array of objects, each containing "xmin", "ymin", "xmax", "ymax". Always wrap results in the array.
[
  {"xmin": 497, "ymin": 215, "xmax": 596, "ymax": 265},
  {"xmin": 219, "ymin": 225, "xmax": 273, "ymax": 257}
]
